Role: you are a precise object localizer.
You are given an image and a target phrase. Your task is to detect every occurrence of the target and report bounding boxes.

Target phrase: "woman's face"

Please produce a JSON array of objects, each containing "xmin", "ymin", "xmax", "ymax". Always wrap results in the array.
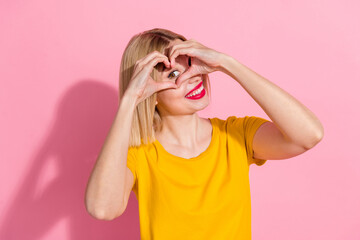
[{"xmin": 155, "ymin": 39, "xmax": 210, "ymax": 117}]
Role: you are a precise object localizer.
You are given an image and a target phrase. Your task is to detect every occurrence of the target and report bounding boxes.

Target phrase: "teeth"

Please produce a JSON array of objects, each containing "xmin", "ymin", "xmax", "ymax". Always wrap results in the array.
[{"xmin": 186, "ymin": 85, "xmax": 204, "ymax": 97}]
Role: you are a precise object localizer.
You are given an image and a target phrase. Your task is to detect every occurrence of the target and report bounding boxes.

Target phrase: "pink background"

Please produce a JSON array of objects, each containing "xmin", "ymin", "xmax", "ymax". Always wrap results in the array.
[{"xmin": 1, "ymin": 0, "xmax": 359, "ymax": 239}]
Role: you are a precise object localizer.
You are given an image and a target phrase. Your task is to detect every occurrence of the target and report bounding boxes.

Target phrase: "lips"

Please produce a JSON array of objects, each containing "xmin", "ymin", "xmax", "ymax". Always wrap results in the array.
[{"xmin": 185, "ymin": 81, "xmax": 203, "ymax": 96}]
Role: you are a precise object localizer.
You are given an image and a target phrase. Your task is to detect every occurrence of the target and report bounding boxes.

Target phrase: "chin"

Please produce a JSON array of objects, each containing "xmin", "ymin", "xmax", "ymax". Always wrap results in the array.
[{"xmin": 188, "ymin": 97, "xmax": 210, "ymax": 111}]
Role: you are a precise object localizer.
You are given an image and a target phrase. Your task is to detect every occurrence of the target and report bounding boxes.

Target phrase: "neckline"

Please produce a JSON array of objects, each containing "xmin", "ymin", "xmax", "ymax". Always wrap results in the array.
[{"xmin": 154, "ymin": 118, "xmax": 216, "ymax": 161}]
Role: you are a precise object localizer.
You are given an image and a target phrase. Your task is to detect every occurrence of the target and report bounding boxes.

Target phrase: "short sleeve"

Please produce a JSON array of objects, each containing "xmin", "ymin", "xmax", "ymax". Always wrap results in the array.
[
  {"xmin": 243, "ymin": 116, "xmax": 270, "ymax": 166},
  {"xmin": 126, "ymin": 147, "xmax": 138, "ymax": 191}
]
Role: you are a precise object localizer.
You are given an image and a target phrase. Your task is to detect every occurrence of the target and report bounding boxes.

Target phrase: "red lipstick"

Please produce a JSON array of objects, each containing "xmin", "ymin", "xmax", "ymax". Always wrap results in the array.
[
  {"xmin": 185, "ymin": 81, "xmax": 206, "ymax": 100},
  {"xmin": 185, "ymin": 81, "xmax": 203, "ymax": 96}
]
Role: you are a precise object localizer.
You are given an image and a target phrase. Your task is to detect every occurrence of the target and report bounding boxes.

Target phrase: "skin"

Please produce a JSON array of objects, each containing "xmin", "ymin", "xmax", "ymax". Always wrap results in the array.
[
  {"xmin": 86, "ymin": 37, "xmax": 324, "ymax": 220},
  {"xmin": 154, "ymin": 39, "xmax": 213, "ymax": 157},
  {"xmin": 154, "ymin": 37, "xmax": 324, "ymax": 161}
]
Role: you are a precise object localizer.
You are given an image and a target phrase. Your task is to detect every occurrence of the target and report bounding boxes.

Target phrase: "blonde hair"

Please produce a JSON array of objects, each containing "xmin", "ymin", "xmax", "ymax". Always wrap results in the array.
[{"xmin": 119, "ymin": 28, "xmax": 212, "ymax": 147}]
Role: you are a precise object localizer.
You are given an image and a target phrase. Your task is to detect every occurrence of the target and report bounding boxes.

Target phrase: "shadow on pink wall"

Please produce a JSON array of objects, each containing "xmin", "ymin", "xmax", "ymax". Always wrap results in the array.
[{"xmin": 0, "ymin": 80, "xmax": 140, "ymax": 239}]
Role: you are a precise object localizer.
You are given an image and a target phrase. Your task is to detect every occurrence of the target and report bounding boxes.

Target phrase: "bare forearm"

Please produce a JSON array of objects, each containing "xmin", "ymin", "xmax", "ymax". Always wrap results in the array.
[
  {"xmin": 219, "ymin": 54, "xmax": 324, "ymax": 148},
  {"xmin": 85, "ymin": 93, "xmax": 137, "ymax": 219}
]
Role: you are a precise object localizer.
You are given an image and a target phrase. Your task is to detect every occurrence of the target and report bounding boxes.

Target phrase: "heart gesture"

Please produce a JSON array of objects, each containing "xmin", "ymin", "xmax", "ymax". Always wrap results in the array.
[{"xmin": 167, "ymin": 39, "xmax": 226, "ymax": 86}]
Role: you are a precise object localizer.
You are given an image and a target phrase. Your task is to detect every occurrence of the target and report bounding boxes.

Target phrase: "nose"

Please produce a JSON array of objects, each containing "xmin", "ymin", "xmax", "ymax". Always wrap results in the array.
[{"xmin": 177, "ymin": 74, "xmax": 202, "ymax": 89}]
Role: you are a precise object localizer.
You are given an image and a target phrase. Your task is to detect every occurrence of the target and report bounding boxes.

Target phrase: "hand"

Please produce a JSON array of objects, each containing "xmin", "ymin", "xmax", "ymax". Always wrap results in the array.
[
  {"xmin": 167, "ymin": 39, "xmax": 226, "ymax": 86},
  {"xmin": 126, "ymin": 51, "xmax": 178, "ymax": 106}
]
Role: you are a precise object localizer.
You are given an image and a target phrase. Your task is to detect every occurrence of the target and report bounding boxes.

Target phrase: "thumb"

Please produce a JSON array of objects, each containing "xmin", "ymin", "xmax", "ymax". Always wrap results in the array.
[
  {"xmin": 176, "ymin": 67, "xmax": 196, "ymax": 86},
  {"xmin": 155, "ymin": 81, "xmax": 178, "ymax": 92}
]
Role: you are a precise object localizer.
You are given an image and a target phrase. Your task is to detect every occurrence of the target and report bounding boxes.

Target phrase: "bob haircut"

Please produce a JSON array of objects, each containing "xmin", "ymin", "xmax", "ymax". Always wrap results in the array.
[{"xmin": 119, "ymin": 28, "xmax": 212, "ymax": 147}]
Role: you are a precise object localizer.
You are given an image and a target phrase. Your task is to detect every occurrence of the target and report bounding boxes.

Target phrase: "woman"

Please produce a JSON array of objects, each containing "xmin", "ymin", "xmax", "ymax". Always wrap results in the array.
[{"xmin": 85, "ymin": 28, "xmax": 324, "ymax": 239}]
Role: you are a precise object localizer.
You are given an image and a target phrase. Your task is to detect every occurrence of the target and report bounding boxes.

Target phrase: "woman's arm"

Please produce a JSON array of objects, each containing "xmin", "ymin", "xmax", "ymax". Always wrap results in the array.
[
  {"xmin": 84, "ymin": 94, "xmax": 137, "ymax": 220},
  {"xmin": 219, "ymin": 54, "xmax": 324, "ymax": 152},
  {"xmin": 166, "ymin": 39, "xmax": 323, "ymax": 159}
]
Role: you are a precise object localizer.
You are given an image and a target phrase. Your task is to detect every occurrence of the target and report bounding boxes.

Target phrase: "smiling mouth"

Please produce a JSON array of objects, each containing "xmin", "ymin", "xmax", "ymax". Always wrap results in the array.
[
  {"xmin": 185, "ymin": 81, "xmax": 203, "ymax": 97},
  {"xmin": 185, "ymin": 84, "xmax": 204, "ymax": 98}
]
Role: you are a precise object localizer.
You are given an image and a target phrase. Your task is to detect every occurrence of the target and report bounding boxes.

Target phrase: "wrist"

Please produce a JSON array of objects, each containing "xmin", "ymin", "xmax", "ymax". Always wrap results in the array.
[
  {"xmin": 217, "ymin": 54, "xmax": 241, "ymax": 80},
  {"xmin": 119, "ymin": 91, "xmax": 138, "ymax": 111},
  {"xmin": 217, "ymin": 53, "xmax": 234, "ymax": 73}
]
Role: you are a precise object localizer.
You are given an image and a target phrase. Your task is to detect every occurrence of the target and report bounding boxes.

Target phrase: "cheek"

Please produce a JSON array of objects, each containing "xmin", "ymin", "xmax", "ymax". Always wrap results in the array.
[{"xmin": 157, "ymin": 90, "xmax": 184, "ymax": 104}]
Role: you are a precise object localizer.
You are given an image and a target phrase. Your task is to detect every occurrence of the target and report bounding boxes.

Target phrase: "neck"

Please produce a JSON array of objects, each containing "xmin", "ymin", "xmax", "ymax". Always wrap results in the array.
[{"xmin": 156, "ymin": 113, "xmax": 204, "ymax": 147}]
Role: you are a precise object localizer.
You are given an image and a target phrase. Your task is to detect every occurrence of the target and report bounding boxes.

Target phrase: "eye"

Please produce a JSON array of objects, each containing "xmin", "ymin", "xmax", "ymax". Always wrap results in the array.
[{"xmin": 168, "ymin": 70, "xmax": 180, "ymax": 79}]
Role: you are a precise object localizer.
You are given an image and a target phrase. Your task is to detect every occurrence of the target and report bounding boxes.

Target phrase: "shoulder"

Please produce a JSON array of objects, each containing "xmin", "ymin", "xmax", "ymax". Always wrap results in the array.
[
  {"xmin": 127, "ymin": 140, "xmax": 158, "ymax": 162},
  {"xmin": 128, "ymin": 141, "xmax": 154, "ymax": 154},
  {"xmin": 208, "ymin": 115, "xmax": 269, "ymax": 135},
  {"xmin": 208, "ymin": 115, "xmax": 242, "ymax": 128}
]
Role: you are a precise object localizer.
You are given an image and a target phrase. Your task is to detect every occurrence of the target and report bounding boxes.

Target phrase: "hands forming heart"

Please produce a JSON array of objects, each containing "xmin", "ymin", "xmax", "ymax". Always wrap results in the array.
[{"xmin": 166, "ymin": 39, "xmax": 227, "ymax": 86}]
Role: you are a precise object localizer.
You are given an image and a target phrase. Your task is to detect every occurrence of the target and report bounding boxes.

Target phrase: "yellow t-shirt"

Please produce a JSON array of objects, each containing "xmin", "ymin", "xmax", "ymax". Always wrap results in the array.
[{"xmin": 126, "ymin": 115, "xmax": 270, "ymax": 240}]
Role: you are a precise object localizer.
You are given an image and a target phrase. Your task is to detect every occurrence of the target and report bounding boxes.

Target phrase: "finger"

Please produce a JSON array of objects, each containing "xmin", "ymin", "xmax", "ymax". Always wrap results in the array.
[
  {"xmin": 167, "ymin": 41, "xmax": 192, "ymax": 59},
  {"xmin": 155, "ymin": 80, "xmax": 178, "ymax": 92},
  {"xmin": 132, "ymin": 56, "xmax": 169, "ymax": 81},
  {"xmin": 169, "ymin": 46, "xmax": 194, "ymax": 67},
  {"xmin": 154, "ymin": 57, "xmax": 171, "ymax": 70},
  {"xmin": 168, "ymin": 41, "xmax": 195, "ymax": 66},
  {"xmin": 176, "ymin": 67, "xmax": 197, "ymax": 86},
  {"xmin": 146, "ymin": 55, "xmax": 171, "ymax": 70},
  {"xmin": 139, "ymin": 51, "xmax": 170, "ymax": 67},
  {"xmin": 168, "ymin": 40, "xmax": 194, "ymax": 56},
  {"xmin": 169, "ymin": 47, "xmax": 195, "ymax": 68}
]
